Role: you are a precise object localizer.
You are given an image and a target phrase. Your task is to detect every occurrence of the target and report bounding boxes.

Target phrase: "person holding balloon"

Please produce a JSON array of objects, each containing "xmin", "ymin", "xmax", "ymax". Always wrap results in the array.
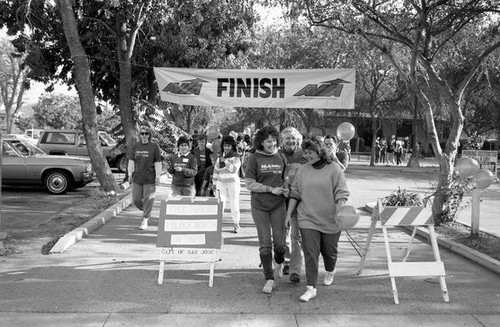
[
  {"xmin": 285, "ymin": 138, "xmax": 350, "ymax": 302},
  {"xmin": 336, "ymin": 122, "xmax": 355, "ymax": 168}
]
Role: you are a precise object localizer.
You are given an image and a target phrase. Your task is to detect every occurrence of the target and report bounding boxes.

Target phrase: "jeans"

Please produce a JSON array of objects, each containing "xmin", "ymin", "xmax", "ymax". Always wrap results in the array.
[
  {"xmin": 251, "ymin": 204, "xmax": 287, "ymax": 280},
  {"xmin": 132, "ymin": 183, "xmax": 156, "ymax": 219},
  {"xmin": 284, "ymin": 213, "xmax": 302, "ymax": 275},
  {"xmin": 171, "ymin": 184, "xmax": 196, "ymax": 196},
  {"xmin": 300, "ymin": 228, "xmax": 341, "ymax": 287}
]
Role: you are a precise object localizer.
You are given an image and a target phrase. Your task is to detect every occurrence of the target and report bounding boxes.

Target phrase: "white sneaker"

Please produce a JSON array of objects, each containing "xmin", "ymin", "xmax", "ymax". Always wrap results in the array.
[
  {"xmin": 139, "ymin": 218, "xmax": 148, "ymax": 230},
  {"xmin": 262, "ymin": 280, "xmax": 274, "ymax": 294},
  {"xmin": 274, "ymin": 262, "xmax": 283, "ymax": 278},
  {"xmin": 323, "ymin": 270, "xmax": 335, "ymax": 286},
  {"xmin": 300, "ymin": 285, "xmax": 317, "ymax": 302}
]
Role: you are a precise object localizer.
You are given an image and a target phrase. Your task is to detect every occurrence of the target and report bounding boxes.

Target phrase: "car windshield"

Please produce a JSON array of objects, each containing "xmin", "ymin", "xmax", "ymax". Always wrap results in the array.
[{"xmin": 6, "ymin": 139, "xmax": 45, "ymax": 156}]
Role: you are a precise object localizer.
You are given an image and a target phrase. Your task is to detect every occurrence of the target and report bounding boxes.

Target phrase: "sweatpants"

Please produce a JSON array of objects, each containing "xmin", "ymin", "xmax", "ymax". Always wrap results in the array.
[
  {"xmin": 217, "ymin": 181, "xmax": 241, "ymax": 226},
  {"xmin": 251, "ymin": 204, "xmax": 287, "ymax": 280},
  {"xmin": 132, "ymin": 183, "xmax": 156, "ymax": 219},
  {"xmin": 300, "ymin": 228, "xmax": 341, "ymax": 287}
]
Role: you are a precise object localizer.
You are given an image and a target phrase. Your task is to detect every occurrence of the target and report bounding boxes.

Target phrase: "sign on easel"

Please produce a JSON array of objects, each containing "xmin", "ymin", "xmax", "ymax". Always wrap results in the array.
[
  {"xmin": 357, "ymin": 200, "xmax": 449, "ymax": 304},
  {"xmin": 156, "ymin": 196, "xmax": 223, "ymax": 287}
]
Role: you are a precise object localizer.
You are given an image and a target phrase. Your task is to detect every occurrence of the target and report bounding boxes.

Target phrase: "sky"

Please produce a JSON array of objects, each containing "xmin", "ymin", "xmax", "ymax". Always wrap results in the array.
[{"xmin": 23, "ymin": 82, "xmax": 76, "ymax": 104}]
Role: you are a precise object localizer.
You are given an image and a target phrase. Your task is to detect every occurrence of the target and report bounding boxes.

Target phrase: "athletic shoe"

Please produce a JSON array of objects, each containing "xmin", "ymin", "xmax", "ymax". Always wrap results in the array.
[
  {"xmin": 283, "ymin": 263, "xmax": 290, "ymax": 275},
  {"xmin": 300, "ymin": 285, "xmax": 317, "ymax": 302},
  {"xmin": 274, "ymin": 262, "xmax": 283, "ymax": 278},
  {"xmin": 262, "ymin": 280, "xmax": 274, "ymax": 294},
  {"xmin": 289, "ymin": 273, "xmax": 300, "ymax": 284},
  {"xmin": 323, "ymin": 270, "xmax": 335, "ymax": 286},
  {"xmin": 139, "ymin": 218, "xmax": 148, "ymax": 230}
]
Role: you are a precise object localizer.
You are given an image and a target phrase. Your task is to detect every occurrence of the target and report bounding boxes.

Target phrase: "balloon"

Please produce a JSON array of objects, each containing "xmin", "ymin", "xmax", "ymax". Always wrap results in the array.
[
  {"xmin": 207, "ymin": 126, "xmax": 219, "ymax": 139},
  {"xmin": 474, "ymin": 169, "xmax": 494, "ymax": 189},
  {"xmin": 455, "ymin": 157, "xmax": 479, "ymax": 178},
  {"xmin": 336, "ymin": 205, "xmax": 360, "ymax": 229},
  {"xmin": 336, "ymin": 122, "xmax": 355, "ymax": 141}
]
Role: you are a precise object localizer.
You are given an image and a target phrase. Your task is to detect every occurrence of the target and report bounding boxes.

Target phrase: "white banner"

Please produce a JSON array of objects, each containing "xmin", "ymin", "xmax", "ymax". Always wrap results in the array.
[{"xmin": 154, "ymin": 68, "xmax": 355, "ymax": 109}]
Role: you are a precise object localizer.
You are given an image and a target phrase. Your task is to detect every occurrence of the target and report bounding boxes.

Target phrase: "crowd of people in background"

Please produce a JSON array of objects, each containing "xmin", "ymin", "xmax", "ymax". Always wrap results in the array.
[{"xmin": 374, "ymin": 135, "xmax": 420, "ymax": 166}]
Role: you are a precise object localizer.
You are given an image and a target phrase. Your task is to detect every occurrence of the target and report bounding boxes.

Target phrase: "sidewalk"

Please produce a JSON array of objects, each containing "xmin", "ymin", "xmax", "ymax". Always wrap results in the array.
[{"xmin": 1, "ymin": 160, "xmax": 499, "ymax": 326}]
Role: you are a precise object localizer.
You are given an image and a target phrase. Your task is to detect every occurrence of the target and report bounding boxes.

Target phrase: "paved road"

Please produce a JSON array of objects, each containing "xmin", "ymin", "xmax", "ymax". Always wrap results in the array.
[
  {"xmin": 1, "ymin": 186, "xmax": 90, "ymax": 239},
  {"xmin": 0, "ymin": 172, "xmax": 126, "ymax": 241}
]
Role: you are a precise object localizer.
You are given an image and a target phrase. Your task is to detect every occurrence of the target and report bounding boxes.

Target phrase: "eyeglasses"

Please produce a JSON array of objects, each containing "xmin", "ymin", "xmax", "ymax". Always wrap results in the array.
[{"xmin": 140, "ymin": 132, "xmax": 149, "ymax": 135}]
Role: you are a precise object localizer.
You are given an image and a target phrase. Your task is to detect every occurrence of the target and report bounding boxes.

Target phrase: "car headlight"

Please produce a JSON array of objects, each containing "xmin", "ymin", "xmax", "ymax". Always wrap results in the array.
[{"xmin": 86, "ymin": 163, "xmax": 92, "ymax": 173}]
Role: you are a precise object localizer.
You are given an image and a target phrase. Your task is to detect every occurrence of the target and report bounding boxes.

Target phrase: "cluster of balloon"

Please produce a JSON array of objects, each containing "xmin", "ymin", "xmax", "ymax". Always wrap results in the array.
[
  {"xmin": 336, "ymin": 122, "xmax": 355, "ymax": 141},
  {"xmin": 455, "ymin": 157, "xmax": 479, "ymax": 178},
  {"xmin": 336, "ymin": 205, "xmax": 360, "ymax": 230},
  {"xmin": 474, "ymin": 169, "xmax": 495, "ymax": 189},
  {"xmin": 207, "ymin": 126, "xmax": 219, "ymax": 140},
  {"xmin": 455, "ymin": 157, "xmax": 495, "ymax": 189}
]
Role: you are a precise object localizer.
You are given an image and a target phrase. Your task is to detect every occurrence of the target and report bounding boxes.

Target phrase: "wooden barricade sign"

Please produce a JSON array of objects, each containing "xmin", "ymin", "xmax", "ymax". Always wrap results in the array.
[
  {"xmin": 156, "ymin": 196, "xmax": 223, "ymax": 287},
  {"xmin": 357, "ymin": 200, "xmax": 449, "ymax": 304}
]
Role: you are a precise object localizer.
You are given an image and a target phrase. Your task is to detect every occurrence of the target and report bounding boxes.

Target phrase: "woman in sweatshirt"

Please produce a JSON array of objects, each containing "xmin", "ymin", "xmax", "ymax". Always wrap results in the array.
[
  {"xmin": 168, "ymin": 135, "xmax": 198, "ymax": 196},
  {"xmin": 285, "ymin": 138, "xmax": 350, "ymax": 303},
  {"xmin": 213, "ymin": 135, "xmax": 242, "ymax": 233},
  {"xmin": 244, "ymin": 126, "xmax": 289, "ymax": 294}
]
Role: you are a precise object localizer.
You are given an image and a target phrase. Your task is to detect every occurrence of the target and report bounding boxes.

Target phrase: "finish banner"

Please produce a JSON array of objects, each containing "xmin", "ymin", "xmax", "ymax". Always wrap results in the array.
[{"xmin": 154, "ymin": 68, "xmax": 355, "ymax": 109}]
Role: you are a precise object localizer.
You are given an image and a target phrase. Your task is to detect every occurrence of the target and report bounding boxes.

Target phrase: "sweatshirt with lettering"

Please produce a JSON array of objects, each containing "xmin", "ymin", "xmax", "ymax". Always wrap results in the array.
[{"xmin": 245, "ymin": 150, "xmax": 286, "ymax": 211}]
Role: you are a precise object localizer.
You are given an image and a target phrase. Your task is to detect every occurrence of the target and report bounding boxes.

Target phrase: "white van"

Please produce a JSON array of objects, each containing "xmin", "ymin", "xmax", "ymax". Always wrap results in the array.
[{"xmin": 25, "ymin": 129, "xmax": 43, "ymax": 139}]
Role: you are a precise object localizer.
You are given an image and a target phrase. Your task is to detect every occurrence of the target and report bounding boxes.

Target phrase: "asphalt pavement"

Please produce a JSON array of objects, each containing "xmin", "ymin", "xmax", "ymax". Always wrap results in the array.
[{"xmin": 0, "ymin": 157, "xmax": 499, "ymax": 326}]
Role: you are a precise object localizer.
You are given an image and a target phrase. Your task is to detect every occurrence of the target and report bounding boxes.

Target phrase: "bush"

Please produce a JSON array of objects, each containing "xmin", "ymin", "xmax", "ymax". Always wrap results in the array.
[
  {"xmin": 433, "ymin": 174, "xmax": 474, "ymax": 223},
  {"xmin": 382, "ymin": 187, "xmax": 424, "ymax": 206}
]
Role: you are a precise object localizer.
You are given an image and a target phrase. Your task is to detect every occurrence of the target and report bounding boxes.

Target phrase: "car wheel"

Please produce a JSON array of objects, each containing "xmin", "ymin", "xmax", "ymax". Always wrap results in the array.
[
  {"xmin": 117, "ymin": 155, "xmax": 128, "ymax": 173},
  {"xmin": 44, "ymin": 170, "xmax": 72, "ymax": 194}
]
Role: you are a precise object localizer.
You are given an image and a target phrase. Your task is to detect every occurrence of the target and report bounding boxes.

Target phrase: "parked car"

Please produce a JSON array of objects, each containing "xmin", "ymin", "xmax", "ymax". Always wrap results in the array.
[
  {"xmin": 36, "ymin": 129, "xmax": 128, "ymax": 172},
  {"xmin": 2, "ymin": 135, "xmax": 96, "ymax": 194},
  {"xmin": 4, "ymin": 133, "xmax": 38, "ymax": 145}
]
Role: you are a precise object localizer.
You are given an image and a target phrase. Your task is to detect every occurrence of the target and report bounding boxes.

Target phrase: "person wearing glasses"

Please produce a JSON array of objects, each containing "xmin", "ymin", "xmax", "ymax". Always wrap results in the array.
[{"xmin": 127, "ymin": 126, "xmax": 162, "ymax": 230}]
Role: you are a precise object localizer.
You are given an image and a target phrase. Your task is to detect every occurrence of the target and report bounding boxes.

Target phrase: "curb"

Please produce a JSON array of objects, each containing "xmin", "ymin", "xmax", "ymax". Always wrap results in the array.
[
  {"xmin": 348, "ymin": 164, "xmax": 440, "ymax": 173},
  {"xmin": 49, "ymin": 193, "xmax": 133, "ymax": 253},
  {"xmin": 409, "ymin": 226, "xmax": 500, "ymax": 275}
]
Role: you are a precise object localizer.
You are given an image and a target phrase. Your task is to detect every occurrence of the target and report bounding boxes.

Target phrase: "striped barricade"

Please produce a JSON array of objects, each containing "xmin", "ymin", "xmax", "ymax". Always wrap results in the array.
[{"xmin": 357, "ymin": 200, "xmax": 449, "ymax": 304}]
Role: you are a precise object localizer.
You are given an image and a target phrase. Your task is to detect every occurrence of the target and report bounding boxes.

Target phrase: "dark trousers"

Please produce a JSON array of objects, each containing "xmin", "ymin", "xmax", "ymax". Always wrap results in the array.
[
  {"xmin": 251, "ymin": 204, "xmax": 287, "ymax": 280},
  {"xmin": 300, "ymin": 228, "xmax": 341, "ymax": 287}
]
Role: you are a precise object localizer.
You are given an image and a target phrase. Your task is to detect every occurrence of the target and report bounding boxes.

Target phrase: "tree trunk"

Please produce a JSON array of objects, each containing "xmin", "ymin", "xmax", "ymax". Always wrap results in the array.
[
  {"xmin": 432, "ymin": 153, "xmax": 453, "ymax": 226},
  {"xmin": 57, "ymin": 0, "xmax": 119, "ymax": 192},
  {"xmin": 117, "ymin": 48, "xmax": 137, "ymax": 157}
]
